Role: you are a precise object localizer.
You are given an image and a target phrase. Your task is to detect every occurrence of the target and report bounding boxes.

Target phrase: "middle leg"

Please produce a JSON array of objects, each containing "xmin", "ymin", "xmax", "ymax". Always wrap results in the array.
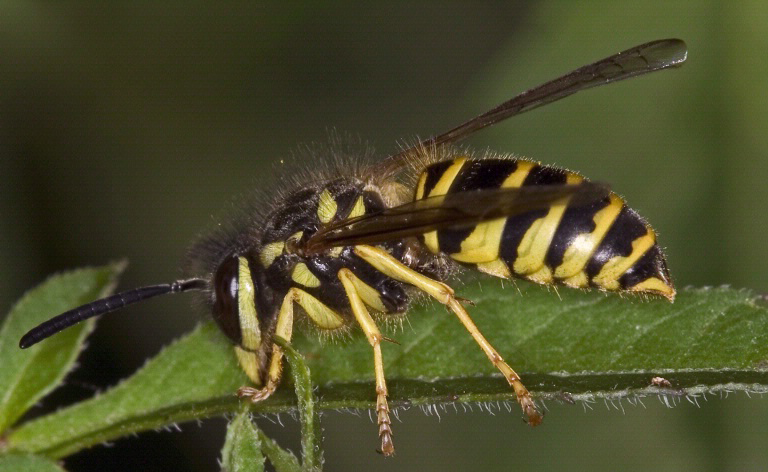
[{"xmin": 338, "ymin": 268, "xmax": 395, "ymax": 456}]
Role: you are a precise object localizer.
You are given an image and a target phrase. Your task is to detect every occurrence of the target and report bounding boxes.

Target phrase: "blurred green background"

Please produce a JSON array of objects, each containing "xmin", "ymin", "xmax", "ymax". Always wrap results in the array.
[{"xmin": 1, "ymin": 2, "xmax": 767, "ymax": 471}]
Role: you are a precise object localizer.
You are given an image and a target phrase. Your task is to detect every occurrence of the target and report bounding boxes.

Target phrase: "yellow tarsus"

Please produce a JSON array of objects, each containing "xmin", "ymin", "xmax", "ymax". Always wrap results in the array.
[{"xmin": 338, "ymin": 268, "xmax": 396, "ymax": 456}]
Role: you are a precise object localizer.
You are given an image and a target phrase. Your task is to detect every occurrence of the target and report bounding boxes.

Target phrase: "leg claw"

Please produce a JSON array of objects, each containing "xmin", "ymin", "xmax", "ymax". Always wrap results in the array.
[
  {"xmin": 521, "ymin": 396, "xmax": 543, "ymax": 426},
  {"xmin": 455, "ymin": 296, "xmax": 476, "ymax": 307},
  {"xmin": 237, "ymin": 386, "xmax": 273, "ymax": 403},
  {"xmin": 380, "ymin": 432, "xmax": 395, "ymax": 456}
]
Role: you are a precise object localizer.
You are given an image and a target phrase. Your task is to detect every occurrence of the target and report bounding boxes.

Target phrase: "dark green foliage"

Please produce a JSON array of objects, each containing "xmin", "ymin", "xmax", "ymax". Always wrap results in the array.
[{"xmin": 2, "ymin": 268, "xmax": 766, "ymax": 463}]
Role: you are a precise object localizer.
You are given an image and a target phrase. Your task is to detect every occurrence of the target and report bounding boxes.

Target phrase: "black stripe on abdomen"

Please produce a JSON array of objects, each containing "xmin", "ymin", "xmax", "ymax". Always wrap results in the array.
[
  {"xmin": 522, "ymin": 165, "xmax": 568, "ymax": 186},
  {"xmin": 422, "ymin": 160, "xmax": 455, "ymax": 198},
  {"xmin": 585, "ymin": 205, "xmax": 649, "ymax": 278},
  {"xmin": 495, "ymin": 164, "xmax": 568, "ymax": 271},
  {"xmin": 618, "ymin": 245, "xmax": 666, "ymax": 289},
  {"xmin": 450, "ymin": 159, "xmax": 519, "ymax": 191},
  {"xmin": 437, "ymin": 159, "xmax": 519, "ymax": 254},
  {"xmin": 498, "ymin": 208, "xmax": 550, "ymax": 270},
  {"xmin": 545, "ymin": 196, "xmax": 612, "ymax": 270}
]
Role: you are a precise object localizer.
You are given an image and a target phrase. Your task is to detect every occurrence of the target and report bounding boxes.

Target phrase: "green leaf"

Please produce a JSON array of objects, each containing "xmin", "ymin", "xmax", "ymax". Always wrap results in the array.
[
  {"xmin": 221, "ymin": 411, "xmax": 265, "ymax": 472},
  {"xmin": 0, "ymin": 262, "xmax": 125, "ymax": 434},
  {"xmin": 224, "ymin": 339, "xmax": 319, "ymax": 472},
  {"xmin": 6, "ymin": 280, "xmax": 768, "ymax": 459},
  {"xmin": 274, "ymin": 336, "xmax": 322, "ymax": 471},
  {"xmin": 6, "ymin": 321, "xmax": 246, "ymax": 458},
  {"xmin": 256, "ymin": 431, "xmax": 301, "ymax": 472},
  {"xmin": 0, "ymin": 454, "xmax": 66, "ymax": 472}
]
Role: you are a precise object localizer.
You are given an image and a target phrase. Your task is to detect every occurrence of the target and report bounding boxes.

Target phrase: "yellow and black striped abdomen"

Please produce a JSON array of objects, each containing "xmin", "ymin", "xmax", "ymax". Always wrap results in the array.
[{"xmin": 415, "ymin": 157, "xmax": 675, "ymax": 300}]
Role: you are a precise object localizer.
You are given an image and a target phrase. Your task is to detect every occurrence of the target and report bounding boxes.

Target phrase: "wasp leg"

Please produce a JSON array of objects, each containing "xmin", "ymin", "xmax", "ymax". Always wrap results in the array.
[
  {"xmin": 234, "ymin": 347, "xmax": 262, "ymax": 388},
  {"xmin": 237, "ymin": 288, "xmax": 296, "ymax": 402},
  {"xmin": 233, "ymin": 287, "xmax": 296, "ymax": 402},
  {"xmin": 338, "ymin": 268, "xmax": 395, "ymax": 456},
  {"xmin": 354, "ymin": 244, "xmax": 542, "ymax": 426},
  {"xmin": 238, "ymin": 287, "xmax": 343, "ymax": 402}
]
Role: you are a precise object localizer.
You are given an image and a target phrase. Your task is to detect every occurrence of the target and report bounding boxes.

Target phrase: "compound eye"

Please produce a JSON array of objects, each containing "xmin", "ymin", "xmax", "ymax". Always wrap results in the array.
[{"xmin": 212, "ymin": 255, "xmax": 242, "ymax": 344}]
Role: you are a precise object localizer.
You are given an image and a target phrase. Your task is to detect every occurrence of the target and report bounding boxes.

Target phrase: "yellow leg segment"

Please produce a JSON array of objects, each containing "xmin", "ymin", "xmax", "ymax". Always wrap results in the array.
[
  {"xmin": 354, "ymin": 244, "xmax": 542, "ymax": 426},
  {"xmin": 237, "ymin": 287, "xmax": 317, "ymax": 403},
  {"xmin": 338, "ymin": 268, "xmax": 395, "ymax": 456}
]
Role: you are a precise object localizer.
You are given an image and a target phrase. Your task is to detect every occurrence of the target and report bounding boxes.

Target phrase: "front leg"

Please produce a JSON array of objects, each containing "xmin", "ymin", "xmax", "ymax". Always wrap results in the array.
[
  {"xmin": 236, "ymin": 287, "xmax": 298, "ymax": 402},
  {"xmin": 237, "ymin": 286, "xmax": 344, "ymax": 403}
]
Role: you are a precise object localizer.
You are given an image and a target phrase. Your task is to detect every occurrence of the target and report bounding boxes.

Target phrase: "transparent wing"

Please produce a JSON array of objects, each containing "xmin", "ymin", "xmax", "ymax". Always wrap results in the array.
[
  {"xmin": 378, "ymin": 38, "xmax": 687, "ymax": 176},
  {"xmin": 304, "ymin": 182, "xmax": 610, "ymax": 253}
]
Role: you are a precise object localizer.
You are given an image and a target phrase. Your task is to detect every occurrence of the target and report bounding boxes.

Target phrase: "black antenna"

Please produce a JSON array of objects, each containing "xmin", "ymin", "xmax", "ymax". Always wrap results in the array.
[{"xmin": 19, "ymin": 278, "xmax": 207, "ymax": 349}]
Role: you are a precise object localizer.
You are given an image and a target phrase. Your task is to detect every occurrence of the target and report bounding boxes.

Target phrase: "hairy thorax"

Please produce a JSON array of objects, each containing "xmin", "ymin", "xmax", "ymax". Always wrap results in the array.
[{"xmin": 252, "ymin": 178, "xmax": 428, "ymax": 326}]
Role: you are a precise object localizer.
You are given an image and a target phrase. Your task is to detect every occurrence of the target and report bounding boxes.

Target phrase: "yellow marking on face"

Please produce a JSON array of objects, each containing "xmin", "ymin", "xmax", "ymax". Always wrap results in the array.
[
  {"xmin": 452, "ymin": 217, "xmax": 507, "ymax": 263},
  {"xmin": 476, "ymin": 259, "xmax": 511, "ymax": 279},
  {"xmin": 238, "ymin": 256, "xmax": 261, "ymax": 350},
  {"xmin": 593, "ymin": 231, "xmax": 656, "ymax": 290},
  {"xmin": 317, "ymin": 189, "xmax": 338, "ymax": 224},
  {"xmin": 513, "ymin": 173, "xmax": 580, "ymax": 276},
  {"xmin": 237, "ymin": 287, "xmax": 299, "ymax": 396},
  {"xmin": 422, "ymin": 158, "xmax": 467, "ymax": 253},
  {"xmin": 260, "ymin": 241, "xmax": 285, "ymax": 267},
  {"xmin": 562, "ymin": 271, "xmax": 589, "ymax": 288},
  {"xmin": 415, "ymin": 172, "xmax": 428, "ymax": 200},
  {"xmin": 629, "ymin": 277, "xmax": 676, "ymax": 300},
  {"xmin": 234, "ymin": 346, "xmax": 262, "ymax": 386},
  {"xmin": 554, "ymin": 194, "xmax": 623, "ymax": 279},
  {"xmin": 292, "ymin": 262, "xmax": 321, "ymax": 288},
  {"xmin": 348, "ymin": 196, "xmax": 366, "ymax": 219},
  {"xmin": 328, "ymin": 246, "xmax": 343, "ymax": 257},
  {"xmin": 346, "ymin": 271, "xmax": 387, "ymax": 312}
]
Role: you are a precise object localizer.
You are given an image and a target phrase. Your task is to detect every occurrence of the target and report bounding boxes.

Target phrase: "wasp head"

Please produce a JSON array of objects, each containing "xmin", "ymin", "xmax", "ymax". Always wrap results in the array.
[{"xmin": 212, "ymin": 254, "xmax": 268, "ymax": 384}]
